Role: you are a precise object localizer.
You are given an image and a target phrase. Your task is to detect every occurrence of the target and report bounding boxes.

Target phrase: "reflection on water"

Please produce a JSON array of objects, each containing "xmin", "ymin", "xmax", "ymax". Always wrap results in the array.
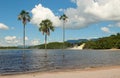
[{"xmin": 0, "ymin": 49, "xmax": 120, "ymax": 74}]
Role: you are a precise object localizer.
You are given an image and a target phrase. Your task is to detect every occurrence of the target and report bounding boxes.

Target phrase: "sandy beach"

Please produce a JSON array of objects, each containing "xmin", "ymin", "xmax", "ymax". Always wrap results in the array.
[{"xmin": 0, "ymin": 66, "xmax": 120, "ymax": 78}]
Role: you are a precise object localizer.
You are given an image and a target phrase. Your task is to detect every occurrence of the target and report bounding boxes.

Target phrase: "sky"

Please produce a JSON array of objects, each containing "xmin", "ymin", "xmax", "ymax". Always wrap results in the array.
[{"xmin": 0, "ymin": 0, "xmax": 120, "ymax": 46}]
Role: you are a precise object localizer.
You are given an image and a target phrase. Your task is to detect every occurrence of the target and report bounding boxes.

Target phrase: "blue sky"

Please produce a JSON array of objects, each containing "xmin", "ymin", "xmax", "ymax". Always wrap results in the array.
[{"xmin": 0, "ymin": 0, "xmax": 120, "ymax": 46}]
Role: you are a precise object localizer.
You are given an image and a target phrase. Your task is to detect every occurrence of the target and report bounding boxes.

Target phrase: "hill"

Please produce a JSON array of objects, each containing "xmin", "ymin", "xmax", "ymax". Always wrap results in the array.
[
  {"xmin": 28, "ymin": 42, "xmax": 72, "ymax": 49},
  {"xmin": 84, "ymin": 33, "xmax": 120, "ymax": 49},
  {"xmin": 67, "ymin": 39, "xmax": 88, "ymax": 44}
]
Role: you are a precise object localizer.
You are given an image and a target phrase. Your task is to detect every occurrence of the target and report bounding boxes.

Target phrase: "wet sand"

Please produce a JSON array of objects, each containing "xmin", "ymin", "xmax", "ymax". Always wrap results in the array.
[{"xmin": 0, "ymin": 66, "xmax": 120, "ymax": 78}]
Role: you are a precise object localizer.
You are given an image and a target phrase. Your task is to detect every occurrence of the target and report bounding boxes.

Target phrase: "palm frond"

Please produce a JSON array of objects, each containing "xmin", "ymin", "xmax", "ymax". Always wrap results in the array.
[
  {"xmin": 18, "ymin": 15, "xmax": 22, "ymax": 20},
  {"xmin": 59, "ymin": 14, "xmax": 68, "ymax": 21},
  {"xmin": 18, "ymin": 10, "xmax": 31, "ymax": 25},
  {"xmin": 39, "ymin": 19, "xmax": 54, "ymax": 36}
]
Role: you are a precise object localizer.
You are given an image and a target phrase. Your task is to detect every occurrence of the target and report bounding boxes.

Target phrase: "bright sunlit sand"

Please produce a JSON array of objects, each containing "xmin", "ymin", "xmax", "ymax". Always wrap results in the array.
[
  {"xmin": 68, "ymin": 43, "xmax": 85, "ymax": 50},
  {"xmin": 1, "ymin": 66, "xmax": 120, "ymax": 78},
  {"xmin": 0, "ymin": 0, "xmax": 120, "ymax": 78}
]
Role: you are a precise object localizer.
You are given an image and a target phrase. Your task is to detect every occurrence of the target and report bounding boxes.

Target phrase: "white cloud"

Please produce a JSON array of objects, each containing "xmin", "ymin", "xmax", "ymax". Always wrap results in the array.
[
  {"xmin": 107, "ymin": 24, "xmax": 114, "ymax": 27},
  {"xmin": 27, "ymin": 0, "xmax": 120, "ymax": 29},
  {"xmin": 85, "ymin": 0, "xmax": 120, "ymax": 20},
  {"xmin": 5, "ymin": 36, "xmax": 19, "ymax": 44},
  {"xmin": 116, "ymin": 22, "xmax": 120, "ymax": 27},
  {"xmin": 31, "ymin": 39, "xmax": 40, "ymax": 45},
  {"xmin": 5, "ymin": 36, "xmax": 16, "ymax": 41},
  {"xmin": 31, "ymin": 4, "xmax": 61, "ymax": 27},
  {"xmin": 64, "ymin": 0, "xmax": 120, "ymax": 29},
  {"xmin": 101, "ymin": 27, "xmax": 110, "ymax": 33},
  {"xmin": 31, "ymin": 0, "xmax": 120, "ymax": 29},
  {"xmin": 4, "ymin": 36, "xmax": 29, "ymax": 46},
  {"xmin": 59, "ymin": 8, "xmax": 65, "ymax": 12},
  {"xmin": 71, "ymin": 0, "xmax": 77, "ymax": 3},
  {"xmin": 2, "ymin": 36, "xmax": 40, "ymax": 46},
  {"xmin": 25, "ymin": 36, "xmax": 29, "ymax": 41},
  {"xmin": 107, "ymin": 23, "xmax": 120, "ymax": 28},
  {"xmin": 0, "ymin": 23, "xmax": 9, "ymax": 30}
]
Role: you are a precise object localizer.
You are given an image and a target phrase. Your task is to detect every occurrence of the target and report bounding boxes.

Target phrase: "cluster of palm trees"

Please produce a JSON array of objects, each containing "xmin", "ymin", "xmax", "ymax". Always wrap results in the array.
[{"xmin": 18, "ymin": 10, "xmax": 68, "ymax": 50}]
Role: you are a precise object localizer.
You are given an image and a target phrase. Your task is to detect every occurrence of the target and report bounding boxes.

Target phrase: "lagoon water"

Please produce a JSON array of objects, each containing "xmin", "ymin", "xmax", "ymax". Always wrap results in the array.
[{"xmin": 0, "ymin": 49, "xmax": 120, "ymax": 74}]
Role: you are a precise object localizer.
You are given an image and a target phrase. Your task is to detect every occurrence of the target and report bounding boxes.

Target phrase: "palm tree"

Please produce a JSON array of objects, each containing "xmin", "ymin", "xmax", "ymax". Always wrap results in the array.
[
  {"xmin": 39, "ymin": 19, "xmax": 54, "ymax": 49},
  {"xmin": 59, "ymin": 14, "xmax": 68, "ymax": 49},
  {"xmin": 18, "ymin": 10, "xmax": 31, "ymax": 50}
]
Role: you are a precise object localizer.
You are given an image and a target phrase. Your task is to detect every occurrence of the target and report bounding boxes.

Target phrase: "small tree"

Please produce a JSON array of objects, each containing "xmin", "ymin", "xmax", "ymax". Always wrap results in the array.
[{"xmin": 39, "ymin": 19, "xmax": 54, "ymax": 49}]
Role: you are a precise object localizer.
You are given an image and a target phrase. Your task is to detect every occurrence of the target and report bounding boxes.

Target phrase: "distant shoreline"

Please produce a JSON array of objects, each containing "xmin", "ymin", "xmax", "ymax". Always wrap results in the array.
[{"xmin": 0, "ymin": 48, "xmax": 120, "ymax": 50}]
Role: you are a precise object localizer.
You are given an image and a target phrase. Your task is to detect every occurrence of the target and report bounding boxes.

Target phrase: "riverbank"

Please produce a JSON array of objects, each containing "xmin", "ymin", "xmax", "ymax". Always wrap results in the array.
[{"xmin": 1, "ymin": 66, "xmax": 120, "ymax": 78}]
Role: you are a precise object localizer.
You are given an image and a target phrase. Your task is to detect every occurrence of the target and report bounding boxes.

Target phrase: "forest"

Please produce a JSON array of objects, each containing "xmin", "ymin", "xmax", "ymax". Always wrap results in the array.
[{"xmin": 84, "ymin": 33, "xmax": 120, "ymax": 49}]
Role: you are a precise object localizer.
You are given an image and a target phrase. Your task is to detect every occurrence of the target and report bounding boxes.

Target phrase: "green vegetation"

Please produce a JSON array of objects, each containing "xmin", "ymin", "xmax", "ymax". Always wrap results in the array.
[
  {"xmin": 28, "ymin": 42, "xmax": 72, "ymax": 49},
  {"xmin": 0, "ymin": 33, "xmax": 120, "ymax": 50},
  {"xmin": 39, "ymin": 19, "xmax": 54, "ymax": 49},
  {"xmin": 84, "ymin": 33, "xmax": 120, "ymax": 49},
  {"xmin": 0, "ymin": 47, "xmax": 18, "ymax": 49}
]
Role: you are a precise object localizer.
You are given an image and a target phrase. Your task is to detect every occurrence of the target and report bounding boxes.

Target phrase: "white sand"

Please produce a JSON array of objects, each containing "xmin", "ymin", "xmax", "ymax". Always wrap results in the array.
[
  {"xmin": 69, "ymin": 43, "xmax": 85, "ymax": 50},
  {"xmin": 1, "ymin": 66, "xmax": 120, "ymax": 78}
]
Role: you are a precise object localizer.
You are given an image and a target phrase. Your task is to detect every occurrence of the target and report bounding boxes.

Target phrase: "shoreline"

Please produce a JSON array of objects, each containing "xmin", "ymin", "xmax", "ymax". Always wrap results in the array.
[
  {"xmin": 0, "ymin": 48, "xmax": 120, "ymax": 50},
  {"xmin": 1, "ymin": 65, "xmax": 120, "ymax": 78},
  {"xmin": 67, "ymin": 48, "xmax": 120, "ymax": 50}
]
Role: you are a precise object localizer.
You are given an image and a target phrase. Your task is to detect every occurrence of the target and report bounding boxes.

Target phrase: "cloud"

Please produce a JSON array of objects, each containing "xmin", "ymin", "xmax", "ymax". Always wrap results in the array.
[
  {"xmin": 4, "ymin": 36, "xmax": 30, "ymax": 46},
  {"xmin": 101, "ymin": 27, "xmax": 111, "ymax": 33},
  {"xmin": 106, "ymin": 22, "xmax": 120, "ymax": 28},
  {"xmin": 31, "ymin": 4, "xmax": 61, "ymax": 27},
  {"xmin": 5, "ymin": 36, "xmax": 19, "ymax": 44},
  {"xmin": 28, "ymin": 0, "xmax": 120, "ymax": 30},
  {"xmin": 5, "ymin": 36, "xmax": 16, "ymax": 41},
  {"xmin": 2, "ymin": 36, "xmax": 40, "ymax": 46},
  {"xmin": 71, "ymin": 0, "xmax": 77, "ymax": 3},
  {"xmin": 107, "ymin": 24, "xmax": 114, "ymax": 27},
  {"xmin": 63, "ymin": 0, "xmax": 120, "ymax": 29},
  {"xmin": 25, "ymin": 36, "xmax": 29, "ymax": 41},
  {"xmin": 59, "ymin": 8, "xmax": 65, "ymax": 12},
  {"xmin": 85, "ymin": 0, "xmax": 120, "ymax": 20},
  {"xmin": 31, "ymin": 39, "xmax": 40, "ymax": 45},
  {"xmin": 31, "ymin": 0, "xmax": 120, "ymax": 29},
  {"xmin": 116, "ymin": 22, "xmax": 120, "ymax": 27},
  {"xmin": 0, "ymin": 23, "xmax": 9, "ymax": 30},
  {"xmin": 5, "ymin": 36, "xmax": 29, "ymax": 43}
]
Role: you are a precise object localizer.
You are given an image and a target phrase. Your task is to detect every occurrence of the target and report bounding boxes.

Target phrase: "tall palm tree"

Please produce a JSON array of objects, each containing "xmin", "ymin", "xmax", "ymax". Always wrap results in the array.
[
  {"xmin": 18, "ymin": 10, "xmax": 31, "ymax": 50},
  {"xmin": 59, "ymin": 14, "xmax": 68, "ymax": 49},
  {"xmin": 39, "ymin": 19, "xmax": 54, "ymax": 49}
]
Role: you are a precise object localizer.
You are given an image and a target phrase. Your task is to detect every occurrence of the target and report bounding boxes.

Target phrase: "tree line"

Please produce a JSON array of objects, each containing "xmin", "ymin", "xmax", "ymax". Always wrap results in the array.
[
  {"xmin": 28, "ymin": 42, "xmax": 72, "ymax": 49},
  {"xmin": 84, "ymin": 33, "xmax": 120, "ymax": 49}
]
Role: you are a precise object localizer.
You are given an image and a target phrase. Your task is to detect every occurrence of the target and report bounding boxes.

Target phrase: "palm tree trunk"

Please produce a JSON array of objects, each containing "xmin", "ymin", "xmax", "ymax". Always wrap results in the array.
[
  {"xmin": 63, "ymin": 21, "xmax": 65, "ymax": 49},
  {"xmin": 45, "ymin": 34, "xmax": 47, "ymax": 58},
  {"xmin": 62, "ymin": 21, "xmax": 65, "ymax": 59},
  {"xmin": 45, "ymin": 34, "xmax": 47, "ymax": 49},
  {"xmin": 23, "ymin": 24, "xmax": 25, "ymax": 58},
  {"xmin": 23, "ymin": 24, "xmax": 26, "ymax": 71}
]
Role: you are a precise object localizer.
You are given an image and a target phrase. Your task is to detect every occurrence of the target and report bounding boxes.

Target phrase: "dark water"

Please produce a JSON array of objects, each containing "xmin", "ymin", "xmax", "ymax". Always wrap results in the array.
[{"xmin": 0, "ymin": 49, "xmax": 120, "ymax": 74}]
